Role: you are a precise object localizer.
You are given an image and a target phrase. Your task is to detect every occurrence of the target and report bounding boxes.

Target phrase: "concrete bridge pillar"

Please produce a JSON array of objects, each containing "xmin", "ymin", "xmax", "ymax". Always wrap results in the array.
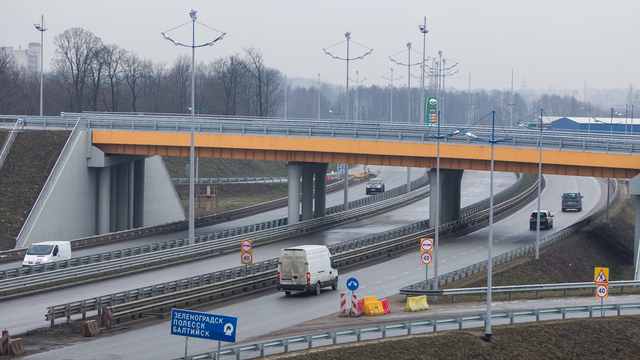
[
  {"xmin": 97, "ymin": 166, "xmax": 111, "ymax": 234},
  {"xmin": 133, "ymin": 159, "xmax": 145, "ymax": 228},
  {"xmin": 429, "ymin": 169, "xmax": 464, "ymax": 226},
  {"xmin": 301, "ymin": 163, "xmax": 315, "ymax": 221},
  {"xmin": 116, "ymin": 163, "xmax": 130, "ymax": 231},
  {"xmin": 287, "ymin": 162, "xmax": 303, "ymax": 225},
  {"xmin": 314, "ymin": 163, "xmax": 329, "ymax": 218},
  {"xmin": 628, "ymin": 175, "xmax": 640, "ymax": 274}
]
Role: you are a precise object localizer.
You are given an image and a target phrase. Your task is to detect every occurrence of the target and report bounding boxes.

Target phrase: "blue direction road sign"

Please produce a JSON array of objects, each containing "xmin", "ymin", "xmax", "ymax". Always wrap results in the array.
[
  {"xmin": 171, "ymin": 309, "xmax": 238, "ymax": 343},
  {"xmin": 346, "ymin": 277, "xmax": 359, "ymax": 291}
]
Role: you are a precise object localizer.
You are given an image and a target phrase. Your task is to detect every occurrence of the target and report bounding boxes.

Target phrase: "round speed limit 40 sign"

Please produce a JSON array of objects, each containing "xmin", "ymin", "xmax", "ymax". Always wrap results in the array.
[
  {"xmin": 241, "ymin": 251, "xmax": 253, "ymax": 265},
  {"xmin": 596, "ymin": 284, "xmax": 608, "ymax": 299},
  {"xmin": 421, "ymin": 251, "xmax": 433, "ymax": 265}
]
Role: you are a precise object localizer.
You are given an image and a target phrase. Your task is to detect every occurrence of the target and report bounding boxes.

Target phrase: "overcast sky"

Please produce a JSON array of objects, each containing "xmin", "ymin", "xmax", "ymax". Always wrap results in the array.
[{"xmin": 2, "ymin": 0, "xmax": 638, "ymax": 94}]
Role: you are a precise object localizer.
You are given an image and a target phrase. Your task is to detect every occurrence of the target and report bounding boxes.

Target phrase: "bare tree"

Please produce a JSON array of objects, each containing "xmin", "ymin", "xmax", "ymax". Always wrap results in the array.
[
  {"xmin": 122, "ymin": 53, "xmax": 149, "ymax": 112},
  {"xmin": 167, "ymin": 55, "xmax": 191, "ymax": 113},
  {"xmin": 101, "ymin": 44, "xmax": 128, "ymax": 112},
  {"xmin": 0, "ymin": 48, "xmax": 22, "ymax": 114},
  {"xmin": 215, "ymin": 54, "xmax": 246, "ymax": 115},
  {"xmin": 52, "ymin": 28, "xmax": 103, "ymax": 112}
]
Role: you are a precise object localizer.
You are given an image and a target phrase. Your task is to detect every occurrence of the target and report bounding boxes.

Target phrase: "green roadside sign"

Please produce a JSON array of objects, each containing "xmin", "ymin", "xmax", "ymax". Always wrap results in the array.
[{"xmin": 425, "ymin": 97, "xmax": 437, "ymax": 124}]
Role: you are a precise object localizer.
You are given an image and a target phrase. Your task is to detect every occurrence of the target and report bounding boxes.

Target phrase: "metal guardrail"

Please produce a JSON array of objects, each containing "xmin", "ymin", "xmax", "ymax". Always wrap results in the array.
[
  {"xmin": 177, "ymin": 302, "xmax": 640, "ymax": 359},
  {"xmin": 172, "ymin": 177, "xmax": 288, "ymax": 184},
  {"xmin": 400, "ymin": 280, "xmax": 640, "ymax": 301},
  {"xmin": 43, "ymin": 172, "xmax": 532, "ymax": 326},
  {"xmin": 0, "ymin": 175, "xmax": 424, "ymax": 279},
  {"xmin": 2, "ymin": 178, "xmax": 432, "ymax": 297},
  {"xmin": 401, "ymin": 178, "xmax": 620, "ymax": 292},
  {"xmin": 0, "ymin": 119, "xmax": 23, "ymax": 171},
  {"xmin": 0, "ymin": 174, "xmax": 361, "ymax": 264}
]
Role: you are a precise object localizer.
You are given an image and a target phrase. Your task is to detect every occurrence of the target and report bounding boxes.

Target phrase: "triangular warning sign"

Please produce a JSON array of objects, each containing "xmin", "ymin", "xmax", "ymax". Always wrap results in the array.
[{"xmin": 595, "ymin": 269, "xmax": 608, "ymax": 283}]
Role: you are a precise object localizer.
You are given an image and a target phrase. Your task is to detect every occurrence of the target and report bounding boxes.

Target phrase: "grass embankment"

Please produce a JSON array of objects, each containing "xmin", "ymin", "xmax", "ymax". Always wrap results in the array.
[
  {"xmin": 163, "ymin": 157, "xmax": 290, "ymax": 218},
  {"xmin": 0, "ymin": 130, "xmax": 69, "ymax": 251},
  {"xmin": 266, "ymin": 184, "xmax": 639, "ymax": 359}
]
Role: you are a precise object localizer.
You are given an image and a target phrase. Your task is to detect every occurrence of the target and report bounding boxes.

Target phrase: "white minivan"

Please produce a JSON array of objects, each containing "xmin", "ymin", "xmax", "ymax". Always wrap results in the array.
[
  {"xmin": 277, "ymin": 245, "xmax": 338, "ymax": 296},
  {"xmin": 23, "ymin": 241, "xmax": 72, "ymax": 266}
]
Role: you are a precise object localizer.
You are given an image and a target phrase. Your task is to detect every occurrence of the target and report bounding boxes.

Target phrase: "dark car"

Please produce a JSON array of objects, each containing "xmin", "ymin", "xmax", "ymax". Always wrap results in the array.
[
  {"xmin": 530, "ymin": 210, "xmax": 554, "ymax": 230},
  {"xmin": 366, "ymin": 179, "xmax": 385, "ymax": 195},
  {"xmin": 561, "ymin": 192, "xmax": 583, "ymax": 212}
]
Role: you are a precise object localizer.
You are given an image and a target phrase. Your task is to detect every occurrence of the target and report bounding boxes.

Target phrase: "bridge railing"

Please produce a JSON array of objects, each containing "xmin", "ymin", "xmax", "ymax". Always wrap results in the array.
[{"xmin": 5, "ymin": 113, "xmax": 640, "ymax": 157}]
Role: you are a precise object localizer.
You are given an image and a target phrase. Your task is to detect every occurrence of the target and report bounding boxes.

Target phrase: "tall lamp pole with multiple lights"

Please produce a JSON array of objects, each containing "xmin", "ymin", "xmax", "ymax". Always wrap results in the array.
[
  {"xmin": 390, "ymin": 43, "xmax": 421, "ymax": 192},
  {"xmin": 381, "ymin": 68, "xmax": 401, "ymax": 124},
  {"xmin": 162, "ymin": 11, "xmax": 225, "ymax": 244},
  {"xmin": 34, "ymin": 16, "xmax": 47, "ymax": 116},
  {"xmin": 419, "ymin": 17, "xmax": 428, "ymax": 124},
  {"xmin": 324, "ymin": 32, "xmax": 373, "ymax": 211}
]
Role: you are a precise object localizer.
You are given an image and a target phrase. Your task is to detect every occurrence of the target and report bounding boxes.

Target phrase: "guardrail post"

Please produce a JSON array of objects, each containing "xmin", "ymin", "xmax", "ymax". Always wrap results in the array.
[
  {"xmin": 306, "ymin": 335, "xmax": 313, "ymax": 349},
  {"xmin": 457, "ymin": 317, "xmax": 463, "ymax": 330},
  {"xmin": 283, "ymin": 339, "xmax": 289, "ymax": 353},
  {"xmin": 81, "ymin": 300, "xmax": 87, "ymax": 320}
]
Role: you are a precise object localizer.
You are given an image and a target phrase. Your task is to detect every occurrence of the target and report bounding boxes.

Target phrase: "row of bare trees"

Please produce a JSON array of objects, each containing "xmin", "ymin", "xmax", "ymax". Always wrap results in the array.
[
  {"xmin": 1, "ymin": 28, "xmax": 285, "ymax": 116},
  {"xmin": 0, "ymin": 27, "xmax": 612, "ymax": 123}
]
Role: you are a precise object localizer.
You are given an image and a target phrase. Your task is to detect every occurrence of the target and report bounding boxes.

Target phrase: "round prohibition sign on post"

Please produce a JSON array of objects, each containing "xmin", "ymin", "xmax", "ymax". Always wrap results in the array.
[
  {"xmin": 241, "ymin": 239, "xmax": 252, "ymax": 252},
  {"xmin": 421, "ymin": 251, "xmax": 433, "ymax": 265},
  {"xmin": 420, "ymin": 238, "xmax": 434, "ymax": 252},
  {"xmin": 241, "ymin": 251, "xmax": 253, "ymax": 265},
  {"xmin": 596, "ymin": 284, "xmax": 608, "ymax": 299}
]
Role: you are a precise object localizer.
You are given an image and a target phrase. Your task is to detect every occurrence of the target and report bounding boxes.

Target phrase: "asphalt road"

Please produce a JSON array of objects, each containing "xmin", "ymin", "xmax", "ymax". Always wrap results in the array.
[{"xmin": 7, "ymin": 168, "xmax": 545, "ymax": 359}]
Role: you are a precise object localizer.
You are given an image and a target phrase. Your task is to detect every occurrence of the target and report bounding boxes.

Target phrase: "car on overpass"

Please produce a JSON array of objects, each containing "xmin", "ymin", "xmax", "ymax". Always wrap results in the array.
[{"xmin": 530, "ymin": 210, "xmax": 554, "ymax": 230}]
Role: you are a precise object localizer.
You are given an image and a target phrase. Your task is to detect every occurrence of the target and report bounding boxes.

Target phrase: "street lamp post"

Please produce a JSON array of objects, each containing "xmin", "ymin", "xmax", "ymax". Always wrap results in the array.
[
  {"xmin": 324, "ymin": 32, "xmax": 373, "ymax": 211},
  {"xmin": 535, "ymin": 108, "xmax": 543, "ymax": 260},
  {"xmin": 162, "ymin": 11, "xmax": 225, "ymax": 245},
  {"xmin": 382, "ymin": 68, "xmax": 401, "ymax": 124},
  {"xmin": 419, "ymin": 17, "xmax": 428, "ymax": 125},
  {"xmin": 34, "ymin": 16, "xmax": 47, "ymax": 116}
]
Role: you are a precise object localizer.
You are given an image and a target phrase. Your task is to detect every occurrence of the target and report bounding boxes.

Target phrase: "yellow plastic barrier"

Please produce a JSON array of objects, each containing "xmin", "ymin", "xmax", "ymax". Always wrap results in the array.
[
  {"xmin": 364, "ymin": 301, "xmax": 385, "ymax": 316},
  {"xmin": 404, "ymin": 295, "xmax": 430, "ymax": 312},
  {"xmin": 361, "ymin": 296, "xmax": 377, "ymax": 310}
]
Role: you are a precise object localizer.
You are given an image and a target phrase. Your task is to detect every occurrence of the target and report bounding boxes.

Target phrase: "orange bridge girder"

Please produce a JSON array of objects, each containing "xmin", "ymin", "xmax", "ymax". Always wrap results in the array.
[{"xmin": 92, "ymin": 130, "xmax": 640, "ymax": 179}]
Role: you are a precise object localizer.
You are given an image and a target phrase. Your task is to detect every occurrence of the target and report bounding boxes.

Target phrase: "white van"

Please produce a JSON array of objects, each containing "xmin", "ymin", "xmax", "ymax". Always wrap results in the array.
[
  {"xmin": 277, "ymin": 245, "xmax": 338, "ymax": 296},
  {"xmin": 22, "ymin": 241, "xmax": 72, "ymax": 266}
]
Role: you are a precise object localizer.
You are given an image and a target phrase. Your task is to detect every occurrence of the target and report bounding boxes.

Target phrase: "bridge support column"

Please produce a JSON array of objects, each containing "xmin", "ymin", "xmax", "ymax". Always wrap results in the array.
[
  {"xmin": 116, "ymin": 163, "xmax": 130, "ymax": 231},
  {"xmin": 429, "ymin": 169, "xmax": 464, "ymax": 226},
  {"xmin": 301, "ymin": 164, "xmax": 315, "ymax": 221},
  {"xmin": 287, "ymin": 162, "xmax": 303, "ymax": 225},
  {"xmin": 133, "ymin": 159, "xmax": 145, "ymax": 228},
  {"xmin": 109, "ymin": 166, "xmax": 117, "ymax": 232},
  {"xmin": 97, "ymin": 166, "xmax": 111, "ymax": 234},
  {"xmin": 629, "ymin": 174, "xmax": 640, "ymax": 273},
  {"xmin": 314, "ymin": 163, "xmax": 329, "ymax": 218}
]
